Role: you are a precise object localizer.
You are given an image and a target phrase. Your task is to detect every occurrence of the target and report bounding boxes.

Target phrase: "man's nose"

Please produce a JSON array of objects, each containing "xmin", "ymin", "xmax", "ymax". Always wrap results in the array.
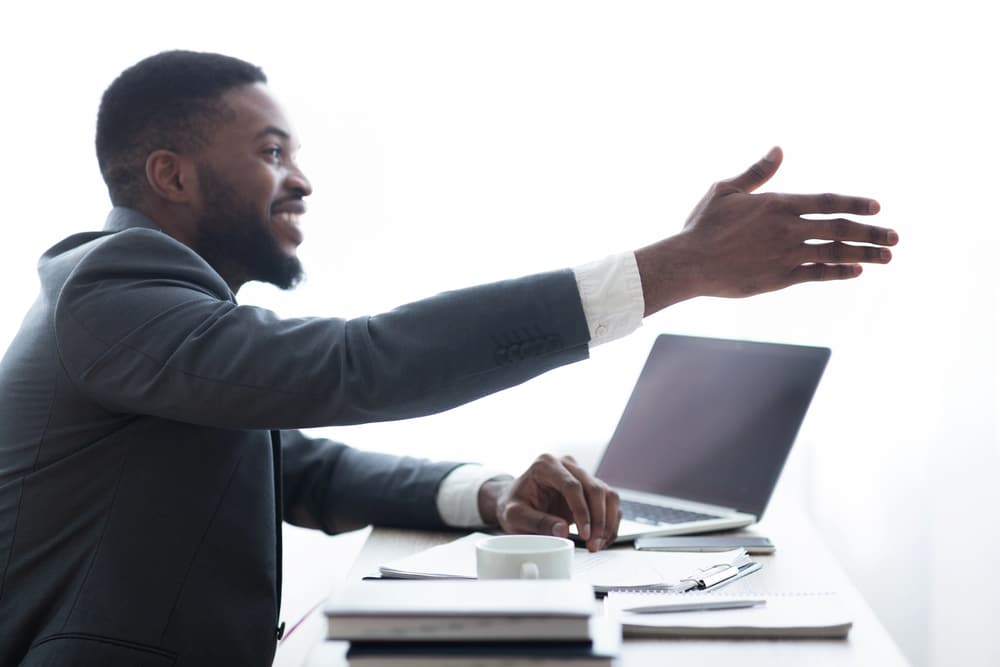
[{"xmin": 286, "ymin": 164, "xmax": 312, "ymax": 197}]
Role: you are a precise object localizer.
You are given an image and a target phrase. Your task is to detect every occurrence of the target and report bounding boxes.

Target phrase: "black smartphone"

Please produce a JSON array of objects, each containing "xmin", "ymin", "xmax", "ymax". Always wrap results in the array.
[{"xmin": 633, "ymin": 535, "xmax": 775, "ymax": 554}]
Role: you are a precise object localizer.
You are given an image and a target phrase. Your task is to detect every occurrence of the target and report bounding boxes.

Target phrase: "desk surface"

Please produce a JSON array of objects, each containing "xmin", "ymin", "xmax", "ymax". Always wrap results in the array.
[{"xmin": 276, "ymin": 509, "xmax": 909, "ymax": 667}]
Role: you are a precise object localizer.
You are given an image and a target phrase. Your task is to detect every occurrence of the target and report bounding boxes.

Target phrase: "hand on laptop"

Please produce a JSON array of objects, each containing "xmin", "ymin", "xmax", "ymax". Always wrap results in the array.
[
  {"xmin": 634, "ymin": 146, "xmax": 899, "ymax": 315},
  {"xmin": 478, "ymin": 454, "xmax": 621, "ymax": 552}
]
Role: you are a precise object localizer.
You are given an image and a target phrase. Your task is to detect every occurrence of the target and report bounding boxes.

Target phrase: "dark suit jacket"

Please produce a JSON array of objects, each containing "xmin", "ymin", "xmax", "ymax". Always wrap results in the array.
[{"xmin": 0, "ymin": 208, "xmax": 591, "ymax": 666}]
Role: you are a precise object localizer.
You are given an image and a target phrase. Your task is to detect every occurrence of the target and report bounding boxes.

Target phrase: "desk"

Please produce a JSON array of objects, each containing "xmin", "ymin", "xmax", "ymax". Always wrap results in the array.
[{"xmin": 276, "ymin": 509, "xmax": 909, "ymax": 666}]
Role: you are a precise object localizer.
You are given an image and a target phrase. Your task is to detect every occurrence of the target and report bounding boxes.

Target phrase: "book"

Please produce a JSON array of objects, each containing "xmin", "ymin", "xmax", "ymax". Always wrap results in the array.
[
  {"xmin": 377, "ymin": 531, "xmax": 758, "ymax": 593},
  {"xmin": 325, "ymin": 579, "xmax": 596, "ymax": 642},
  {"xmin": 605, "ymin": 590, "xmax": 853, "ymax": 639},
  {"xmin": 344, "ymin": 617, "xmax": 620, "ymax": 666}
]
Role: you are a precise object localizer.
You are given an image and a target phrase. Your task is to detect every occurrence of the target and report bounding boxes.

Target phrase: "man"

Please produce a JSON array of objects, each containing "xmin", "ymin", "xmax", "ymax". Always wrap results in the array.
[{"xmin": 0, "ymin": 50, "xmax": 896, "ymax": 666}]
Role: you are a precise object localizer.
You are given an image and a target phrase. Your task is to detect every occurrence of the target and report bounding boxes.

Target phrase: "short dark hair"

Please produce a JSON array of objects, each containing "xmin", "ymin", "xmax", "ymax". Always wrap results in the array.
[{"xmin": 96, "ymin": 50, "xmax": 267, "ymax": 206}]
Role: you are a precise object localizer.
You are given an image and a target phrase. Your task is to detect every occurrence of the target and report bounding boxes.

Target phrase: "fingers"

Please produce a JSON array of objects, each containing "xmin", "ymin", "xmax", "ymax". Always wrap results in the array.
[
  {"xmin": 788, "ymin": 263, "xmax": 863, "ymax": 285},
  {"xmin": 559, "ymin": 459, "xmax": 602, "ymax": 543},
  {"xmin": 797, "ymin": 217, "xmax": 898, "ymax": 247},
  {"xmin": 502, "ymin": 454, "xmax": 620, "ymax": 551},
  {"xmin": 725, "ymin": 146, "xmax": 783, "ymax": 193},
  {"xmin": 806, "ymin": 241, "xmax": 892, "ymax": 264},
  {"xmin": 563, "ymin": 456, "xmax": 618, "ymax": 551},
  {"xmin": 501, "ymin": 502, "xmax": 575, "ymax": 540},
  {"xmin": 528, "ymin": 455, "xmax": 593, "ymax": 541},
  {"xmin": 781, "ymin": 192, "xmax": 880, "ymax": 217},
  {"xmin": 768, "ymin": 210, "xmax": 898, "ymax": 250},
  {"xmin": 785, "ymin": 236, "xmax": 893, "ymax": 287},
  {"xmin": 605, "ymin": 488, "xmax": 621, "ymax": 547}
]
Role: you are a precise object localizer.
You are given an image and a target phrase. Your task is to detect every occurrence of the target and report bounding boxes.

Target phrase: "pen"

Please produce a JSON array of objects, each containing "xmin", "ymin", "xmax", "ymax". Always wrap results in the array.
[
  {"xmin": 697, "ymin": 564, "xmax": 741, "ymax": 589},
  {"xmin": 674, "ymin": 560, "xmax": 762, "ymax": 592},
  {"xmin": 622, "ymin": 597, "xmax": 767, "ymax": 614},
  {"xmin": 705, "ymin": 561, "xmax": 762, "ymax": 591}
]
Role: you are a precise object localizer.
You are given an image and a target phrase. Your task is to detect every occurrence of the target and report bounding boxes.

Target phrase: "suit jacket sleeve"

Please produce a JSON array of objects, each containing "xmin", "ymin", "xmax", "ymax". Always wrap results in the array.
[
  {"xmin": 279, "ymin": 429, "xmax": 461, "ymax": 533},
  {"xmin": 52, "ymin": 228, "xmax": 592, "ymax": 430}
]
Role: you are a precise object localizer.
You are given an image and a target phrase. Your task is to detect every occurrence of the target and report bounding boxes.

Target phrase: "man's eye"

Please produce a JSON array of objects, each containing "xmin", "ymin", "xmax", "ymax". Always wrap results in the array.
[{"xmin": 264, "ymin": 146, "xmax": 282, "ymax": 160}]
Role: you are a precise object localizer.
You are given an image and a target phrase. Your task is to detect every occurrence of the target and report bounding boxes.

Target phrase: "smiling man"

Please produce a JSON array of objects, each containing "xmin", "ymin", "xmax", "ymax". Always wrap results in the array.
[
  {"xmin": 0, "ymin": 50, "xmax": 897, "ymax": 666},
  {"xmin": 99, "ymin": 66, "xmax": 311, "ymax": 292}
]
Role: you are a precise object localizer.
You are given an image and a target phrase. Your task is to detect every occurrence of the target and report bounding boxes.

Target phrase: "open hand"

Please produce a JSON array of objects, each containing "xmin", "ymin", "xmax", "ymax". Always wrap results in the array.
[{"xmin": 635, "ymin": 146, "xmax": 899, "ymax": 314}]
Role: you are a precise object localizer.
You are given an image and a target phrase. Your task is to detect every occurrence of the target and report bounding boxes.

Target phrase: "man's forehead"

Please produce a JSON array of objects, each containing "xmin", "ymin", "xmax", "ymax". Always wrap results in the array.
[{"xmin": 220, "ymin": 83, "xmax": 298, "ymax": 143}]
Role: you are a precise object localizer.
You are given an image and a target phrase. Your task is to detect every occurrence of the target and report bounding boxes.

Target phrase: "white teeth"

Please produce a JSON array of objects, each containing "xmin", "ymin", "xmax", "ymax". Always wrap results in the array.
[{"xmin": 273, "ymin": 212, "xmax": 300, "ymax": 226}]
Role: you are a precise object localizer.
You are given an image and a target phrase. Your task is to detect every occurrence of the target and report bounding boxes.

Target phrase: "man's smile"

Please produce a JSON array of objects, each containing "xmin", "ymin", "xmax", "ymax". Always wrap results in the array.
[{"xmin": 271, "ymin": 200, "xmax": 305, "ymax": 246}]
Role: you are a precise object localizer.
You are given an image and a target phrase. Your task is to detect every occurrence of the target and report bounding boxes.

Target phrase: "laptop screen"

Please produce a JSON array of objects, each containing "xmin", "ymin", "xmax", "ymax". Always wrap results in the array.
[{"xmin": 595, "ymin": 334, "xmax": 830, "ymax": 518}]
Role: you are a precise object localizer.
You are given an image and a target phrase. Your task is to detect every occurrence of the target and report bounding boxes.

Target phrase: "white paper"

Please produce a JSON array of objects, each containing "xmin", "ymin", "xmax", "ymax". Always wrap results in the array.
[
  {"xmin": 378, "ymin": 532, "xmax": 752, "ymax": 592},
  {"xmin": 378, "ymin": 532, "xmax": 484, "ymax": 579}
]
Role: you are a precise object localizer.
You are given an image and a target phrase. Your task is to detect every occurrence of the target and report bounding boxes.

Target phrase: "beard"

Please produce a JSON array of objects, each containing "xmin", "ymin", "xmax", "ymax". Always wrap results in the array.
[{"xmin": 193, "ymin": 164, "xmax": 304, "ymax": 290}]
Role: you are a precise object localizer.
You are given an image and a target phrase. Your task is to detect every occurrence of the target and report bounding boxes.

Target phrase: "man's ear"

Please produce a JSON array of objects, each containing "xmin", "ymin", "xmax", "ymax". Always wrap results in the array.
[{"xmin": 144, "ymin": 150, "xmax": 198, "ymax": 203}]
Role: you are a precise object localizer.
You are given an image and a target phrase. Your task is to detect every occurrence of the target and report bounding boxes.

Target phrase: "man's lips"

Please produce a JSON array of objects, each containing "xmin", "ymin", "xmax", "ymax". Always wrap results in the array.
[
  {"xmin": 271, "ymin": 200, "xmax": 306, "ymax": 246},
  {"xmin": 272, "ymin": 199, "xmax": 306, "ymax": 216}
]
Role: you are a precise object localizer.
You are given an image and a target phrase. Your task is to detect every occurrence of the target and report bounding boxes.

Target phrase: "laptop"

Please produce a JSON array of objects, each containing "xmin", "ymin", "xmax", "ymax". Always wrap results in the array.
[{"xmin": 589, "ymin": 333, "xmax": 830, "ymax": 543}]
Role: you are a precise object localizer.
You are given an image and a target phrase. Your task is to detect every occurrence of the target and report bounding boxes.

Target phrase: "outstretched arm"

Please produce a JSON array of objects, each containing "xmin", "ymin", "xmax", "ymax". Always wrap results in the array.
[{"xmin": 474, "ymin": 148, "xmax": 897, "ymax": 553}]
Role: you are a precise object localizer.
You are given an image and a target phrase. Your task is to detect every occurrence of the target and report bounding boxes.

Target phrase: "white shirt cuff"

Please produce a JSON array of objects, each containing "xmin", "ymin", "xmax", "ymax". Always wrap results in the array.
[
  {"xmin": 573, "ymin": 251, "xmax": 645, "ymax": 348},
  {"xmin": 436, "ymin": 464, "xmax": 514, "ymax": 528}
]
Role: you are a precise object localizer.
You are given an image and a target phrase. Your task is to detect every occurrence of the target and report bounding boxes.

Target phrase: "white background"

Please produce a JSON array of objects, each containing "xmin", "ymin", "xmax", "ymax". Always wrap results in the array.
[{"xmin": 2, "ymin": 1, "xmax": 997, "ymax": 664}]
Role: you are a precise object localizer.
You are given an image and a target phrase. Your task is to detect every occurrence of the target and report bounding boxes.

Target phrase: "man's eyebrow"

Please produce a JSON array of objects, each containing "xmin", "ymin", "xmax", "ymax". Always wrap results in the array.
[{"xmin": 255, "ymin": 126, "xmax": 291, "ymax": 140}]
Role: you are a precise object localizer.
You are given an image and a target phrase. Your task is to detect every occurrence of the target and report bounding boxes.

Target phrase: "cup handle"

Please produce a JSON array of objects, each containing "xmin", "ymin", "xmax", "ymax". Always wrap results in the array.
[{"xmin": 519, "ymin": 562, "xmax": 540, "ymax": 580}]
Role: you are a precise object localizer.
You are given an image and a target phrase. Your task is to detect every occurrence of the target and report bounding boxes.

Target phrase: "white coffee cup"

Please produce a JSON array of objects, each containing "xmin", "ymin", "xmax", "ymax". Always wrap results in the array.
[{"xmin": 475, "ymin": 534, "xmax": 574, "ymax": 580}]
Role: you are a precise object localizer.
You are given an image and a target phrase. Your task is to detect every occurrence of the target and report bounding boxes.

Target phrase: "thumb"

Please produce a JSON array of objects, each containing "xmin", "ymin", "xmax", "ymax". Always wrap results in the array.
[{"xmin": 726, "ymin": 146, "xmax": 782, "ymax": 193}]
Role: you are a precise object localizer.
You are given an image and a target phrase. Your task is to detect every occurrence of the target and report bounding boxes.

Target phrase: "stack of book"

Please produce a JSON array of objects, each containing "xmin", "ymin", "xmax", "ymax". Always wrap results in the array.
[{"xmin": 323, "ymin": 579, "xmax": 618, "ymax": 666}]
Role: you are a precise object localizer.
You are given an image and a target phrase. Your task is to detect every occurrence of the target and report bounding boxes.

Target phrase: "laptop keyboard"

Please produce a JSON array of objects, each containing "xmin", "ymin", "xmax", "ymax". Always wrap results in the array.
[{"xmin": 620, "ymin": 499, "xmax": 720, "ymax": 525}]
